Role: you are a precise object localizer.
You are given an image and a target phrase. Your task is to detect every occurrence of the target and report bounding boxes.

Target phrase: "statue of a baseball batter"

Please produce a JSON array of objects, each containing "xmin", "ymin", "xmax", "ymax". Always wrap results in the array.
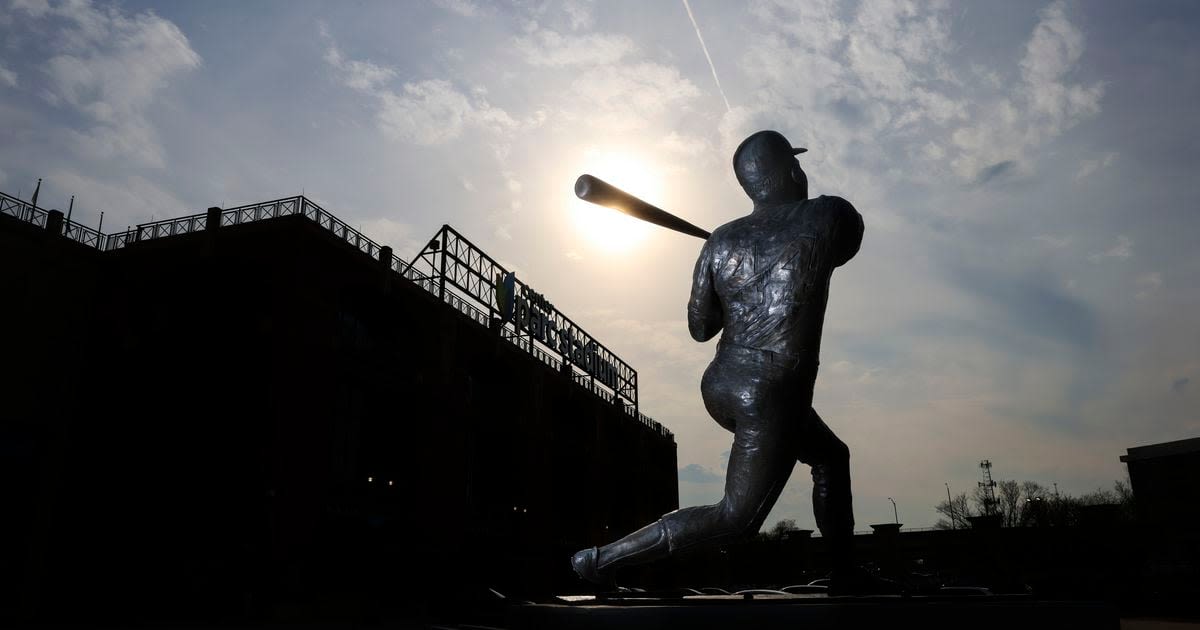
[{"xmin": 572, "ymin": 130, "xmax": 870, "ymax": 592}]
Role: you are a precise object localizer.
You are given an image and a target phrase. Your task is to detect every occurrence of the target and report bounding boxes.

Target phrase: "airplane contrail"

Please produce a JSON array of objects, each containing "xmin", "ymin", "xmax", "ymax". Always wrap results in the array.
[{"xmin": 681, "ymin": 0, "xmax": 732, "ymax": 113}]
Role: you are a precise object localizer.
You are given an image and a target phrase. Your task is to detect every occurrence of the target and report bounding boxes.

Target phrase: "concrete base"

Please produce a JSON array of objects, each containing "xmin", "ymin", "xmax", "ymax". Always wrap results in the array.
[{"xmin": 511, "ymin": 594, "xmax": 1119, "ymax": 629}]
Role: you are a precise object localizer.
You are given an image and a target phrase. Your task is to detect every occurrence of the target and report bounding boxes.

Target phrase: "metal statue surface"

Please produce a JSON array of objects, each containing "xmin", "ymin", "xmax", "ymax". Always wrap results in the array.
[{"xmin": 572, "ymin": 130, "xmax": 866, "ymax": 589}]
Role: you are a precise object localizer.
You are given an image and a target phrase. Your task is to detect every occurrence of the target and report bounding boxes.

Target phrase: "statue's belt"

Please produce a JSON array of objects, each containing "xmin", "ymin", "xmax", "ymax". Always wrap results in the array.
[{"xmin": 716, "ymin": 339, "xmax": 817, "ymax": 371}]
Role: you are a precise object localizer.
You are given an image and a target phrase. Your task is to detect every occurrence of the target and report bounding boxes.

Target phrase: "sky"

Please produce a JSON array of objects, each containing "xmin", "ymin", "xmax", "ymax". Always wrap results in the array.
[{"xmin": 2, "ymin": 0, "xmax": 1198, "ymax": 530}]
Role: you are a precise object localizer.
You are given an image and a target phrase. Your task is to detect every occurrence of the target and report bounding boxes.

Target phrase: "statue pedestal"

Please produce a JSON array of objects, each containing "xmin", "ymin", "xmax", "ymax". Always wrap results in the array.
[{"xmin": 512, "ymin": 594, "xmax": 1118, "ymax": 630}]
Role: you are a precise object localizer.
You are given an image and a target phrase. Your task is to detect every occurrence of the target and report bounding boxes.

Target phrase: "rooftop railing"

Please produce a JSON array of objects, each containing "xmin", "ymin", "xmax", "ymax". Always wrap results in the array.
[
  {"xmin": 1, "ymin": 191, "xmax": 49, "ymax": 228},
  {"xmin": 1, "ymin": 188, "xmax": 673, "ymax": 440}
]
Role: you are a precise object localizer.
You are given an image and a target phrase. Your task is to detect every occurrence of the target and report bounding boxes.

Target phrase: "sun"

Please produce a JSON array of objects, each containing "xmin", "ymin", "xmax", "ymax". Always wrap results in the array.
[{"xmin": 569, "ymin": 151, "xmax": 662, "ymax": 254}]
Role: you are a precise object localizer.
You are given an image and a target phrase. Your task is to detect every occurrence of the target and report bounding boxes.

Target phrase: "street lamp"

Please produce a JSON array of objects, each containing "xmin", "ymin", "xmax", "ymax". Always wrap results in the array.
[{"xmin": 888, "ymin": 497, "xmax": 898, "ymax": 524}]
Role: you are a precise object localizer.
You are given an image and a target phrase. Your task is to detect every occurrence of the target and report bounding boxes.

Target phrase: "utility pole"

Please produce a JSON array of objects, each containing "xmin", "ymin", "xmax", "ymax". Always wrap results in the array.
[{"xmin": 946, "ymin": 482, "xmax": 955, "ymax": 530}]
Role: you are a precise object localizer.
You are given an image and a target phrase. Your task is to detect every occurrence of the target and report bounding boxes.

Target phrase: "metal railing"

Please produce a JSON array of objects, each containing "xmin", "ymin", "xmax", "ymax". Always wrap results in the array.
[
  {"xmin": 0, "ymin": 191, "xmax": 49, "ymax": 228},
  {"xmin": 62, "ymin": 219, "xmax": 105, "ymax": 248},
  {"xmin": 1, "ymin": 187, "xmax": 672, "ymax": 440}
]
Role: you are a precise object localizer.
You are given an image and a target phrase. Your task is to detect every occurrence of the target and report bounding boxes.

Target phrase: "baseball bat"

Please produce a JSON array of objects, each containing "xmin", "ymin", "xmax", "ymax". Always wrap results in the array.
[{"xmin": 574, "ymin": 174, "xmax": 710, "ymax": 240}]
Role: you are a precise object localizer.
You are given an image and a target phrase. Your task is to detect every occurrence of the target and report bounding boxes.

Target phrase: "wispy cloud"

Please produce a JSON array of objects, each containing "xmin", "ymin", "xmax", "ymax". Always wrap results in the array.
[
  {"xmin": 1088, "ymin": 235, "xmax": 1132, "ymax": 262},
  {"xmin": 1034, "ymin": 234, "xmax": 1072, "ymax": 249},
  {"xmin": 514, "ymin": 24, "xmax": 636, "ymax": 67},
  {"xmin": 0, "ymin": 64, "xmax": 16, "ymax": 88},
  {"xmin": 377, "ymin": 80, "xmax": 518, "ymax": 145},
  {"xmin": 568, "ymin": 62, "xmax": 699, "ymax": 131},
  {"xmin": 18, "ymin": 0, "xmax": 201, "ymax": 168},
  {"xmin": 950, "ymin": 1, "xmax": 1105, "ymax": 181},
  {"xmin": 679, "ymin": 463, "xmax": 723, "ymax": 484},
  {"xmin": 432, "ymin": 0, "xmax": 487, "ymax": 18},
  {"xmin": 324, "ymin": 43, "xmax": 396, "ymax": 92},
  {"xmin": 320, "ymin": 27, "xmax": 523, "ymax": 146},
  {"xmin": 1076, "ymin": 151, "xmax": 1118, "ymax": 180}
]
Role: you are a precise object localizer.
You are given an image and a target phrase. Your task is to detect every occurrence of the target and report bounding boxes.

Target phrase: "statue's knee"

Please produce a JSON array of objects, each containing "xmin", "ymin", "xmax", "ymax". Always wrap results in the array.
[{"xmin": 719, "ymin": 502, "xmax": 767, "ymax": 540}]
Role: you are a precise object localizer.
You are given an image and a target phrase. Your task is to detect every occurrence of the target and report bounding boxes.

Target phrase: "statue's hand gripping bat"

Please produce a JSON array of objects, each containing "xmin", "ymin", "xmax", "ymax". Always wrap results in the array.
[{"xmin": 574, "ymin": 174, "xmax": 711, "ymax": 240}]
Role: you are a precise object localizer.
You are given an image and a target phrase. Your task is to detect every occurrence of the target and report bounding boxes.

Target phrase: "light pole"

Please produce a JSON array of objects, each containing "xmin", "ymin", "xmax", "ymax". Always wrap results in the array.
[
  {"xmin": 888, "ymin": 497, "xmax": 898, "ymax": 524},
  {"xmin": 946, "ymin": 483, "xmax": 955, "ymax": 530}
]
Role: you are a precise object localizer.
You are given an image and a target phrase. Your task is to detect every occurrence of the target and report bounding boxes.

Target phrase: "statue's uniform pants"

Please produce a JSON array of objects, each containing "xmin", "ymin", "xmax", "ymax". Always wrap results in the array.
[{"xmin": 592, "ymin": 341, "xmax": 855, "ymax": 572}]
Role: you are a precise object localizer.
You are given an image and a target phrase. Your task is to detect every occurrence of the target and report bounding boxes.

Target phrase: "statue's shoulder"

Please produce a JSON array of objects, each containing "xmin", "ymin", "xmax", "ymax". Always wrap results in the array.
[
  {"xmin": 812, "ymin": 194, "xmax": 856, "ymax": 213},
  {"xmin": 708, "ymin": 216, "xmax": 744, "ymax": 242},
  {"xmin": 809, "ymin": 195, "xmax": 861, "ymax": 229}
]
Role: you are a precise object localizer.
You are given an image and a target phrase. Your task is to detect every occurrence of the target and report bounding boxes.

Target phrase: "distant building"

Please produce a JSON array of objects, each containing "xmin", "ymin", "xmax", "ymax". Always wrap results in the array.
[
  {"xmin": 1121, "ymin": 436, "xmax": 1200, "ymax": 532},
  {"xmin": 0, "ymin": 191, "xmax": 677, "ymax": 619}
]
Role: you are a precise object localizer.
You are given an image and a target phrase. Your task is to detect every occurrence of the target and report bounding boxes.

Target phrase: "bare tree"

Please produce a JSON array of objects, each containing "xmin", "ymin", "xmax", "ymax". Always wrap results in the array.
[
  {"xmin": 998, "ymin": 480, "xmax": 1022, "ymax": 527},
  {"xmin": 1114, "ymin": 477, "xmax": 1136, "ymax": 520},
  {"xmin": 934, "ymin": 477, "xmax": 1136, "ymax": 529},
  {"xmin": 934, "ymin": 492, "xmax": 975, "ymax": 529},
  {"xmin": 1017, "ymin": 481, "xmax": 1051, "ymax": 526},
  {"xmin": 759, "ymin": 518, "xmax": 797, "ymax": 540}
]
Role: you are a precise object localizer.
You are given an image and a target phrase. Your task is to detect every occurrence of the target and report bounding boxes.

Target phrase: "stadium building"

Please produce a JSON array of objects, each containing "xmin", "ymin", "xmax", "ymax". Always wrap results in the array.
[{"xmin": 0, "ymin": 191, "xmax": 678, "ymax": 619}]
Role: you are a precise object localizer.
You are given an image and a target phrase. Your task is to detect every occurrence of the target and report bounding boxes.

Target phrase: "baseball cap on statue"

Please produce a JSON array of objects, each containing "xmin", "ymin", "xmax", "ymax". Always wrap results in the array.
[{"xmin": 733, "ymin": 130, "xmax": 807, "ymax": 199}]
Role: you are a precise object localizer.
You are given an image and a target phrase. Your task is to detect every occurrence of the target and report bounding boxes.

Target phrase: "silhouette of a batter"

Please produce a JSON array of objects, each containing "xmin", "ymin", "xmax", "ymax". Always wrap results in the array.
[{"xmin": 572, "ymin": 130, "xmax": 864, "ymax": 586}]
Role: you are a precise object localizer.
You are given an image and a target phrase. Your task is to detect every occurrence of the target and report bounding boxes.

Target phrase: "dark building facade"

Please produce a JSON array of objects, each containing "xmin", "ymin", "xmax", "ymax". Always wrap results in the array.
[
  {"xmin": 1121, "ymin": 436, "xmax": 1200, "ymax": 532},
  {"xmin": 0, "ymin": 192, "xmax": 677, "ymax": 620}
]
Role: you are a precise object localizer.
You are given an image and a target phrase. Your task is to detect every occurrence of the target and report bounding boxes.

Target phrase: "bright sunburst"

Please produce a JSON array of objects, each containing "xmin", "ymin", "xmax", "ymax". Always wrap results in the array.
[{"xmin": 569, "ymin": 151, "xmax": 663, "ymax": 254}]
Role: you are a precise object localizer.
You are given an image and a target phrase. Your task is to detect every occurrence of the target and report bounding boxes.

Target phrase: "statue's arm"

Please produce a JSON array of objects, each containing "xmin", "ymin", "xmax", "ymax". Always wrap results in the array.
[
  {"xmin": 688, "ymin": 237, "xmax": 723, "ymax": 342},
  {"xmin": 830, "ymin": 196, "xmax": 864, "ymax": 267}
]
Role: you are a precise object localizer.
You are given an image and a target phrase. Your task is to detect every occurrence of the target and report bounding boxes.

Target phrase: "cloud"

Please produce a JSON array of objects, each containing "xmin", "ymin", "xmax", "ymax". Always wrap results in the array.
[
  {"xmin": 1020, "ymin": 1, "xmax": 1104, "ymax": 130},
  {"xmin": 1135, "ymin": 271, "xmax": 1162, "ymax": 299},
  {"xmin": 38, "ymin": 169, "xmax": 189, "ymax": 231},
  {"xmin": 359, "ymin": 216, "xmax": 419, "ymax": 257},
  {"xmin": 324, "ymin": 45, "xmax": 396, "ymax": 92},
  {"xmin": 568, "ymin": 62, "xmax": 700, "ymax": 130},
  {"xmin": 20, "ymin": 1, "xmax": 201, "ymax": 168},
  {"xmin": 678, "ymin": 463, "xmax": 723, "ymax": 484},
  {"xmin": 432, "ymin": 0, "xmax": 486, "ymax": 18},
  {"xmin": 1136, "ymin": 271, "xmax": 1162, "ymax": 289},
  {"xmin": 974, "ymin": 160, "xmax": 1018, "ymax": 186},
  {"xmin": 1076, "ymin": 151, "xmax": 1118, "ymax": 180},
  {"xmin": 0, "ymin": 64, "xmax": 16, "ymax": 88},
  {"xmin": 318, "ymin": 25, "xmax": 544, "ymax": 243},
  {"xmin": 1088, "ymin": 235, "xmax": 1132, "ymax": 262},
  {"xmin": 1034, "ymin": 234, "xmax": 1071, "ymax": 249},
  {"xmin": 659, "ymin": 131, "xmax": 710, "ymax": 156},
  {"xmin": 503, "ymin": 171, "xmax": 522, "ymax": 194},
  {"xmin": 721, "ymin": 0, "xmax": 969, "ymax": 189},
  {"xmin": 945, "ymin": 263, "xmax": 1097, "ymax": 349},
  {"xmin": 514, "ymin": 25, "xmax": 636, "ymax": 67},
  {"xmin": 11, "ymin": 0, "xmax": 50, "ymax": 17},
  {"xmin": 950, "ymin": 1, "xmax": 1104, "ymax": 181},
  {"xmin": 377, "ymin": 80, "xmax": 518, "ymax": 145},
  {"xmin": 561, "ymin": 0, "xmax": 594, "ymax": 31},
  {"xmin": 319, "ymin": 29, "xmax": 522, "ymax": 147}
]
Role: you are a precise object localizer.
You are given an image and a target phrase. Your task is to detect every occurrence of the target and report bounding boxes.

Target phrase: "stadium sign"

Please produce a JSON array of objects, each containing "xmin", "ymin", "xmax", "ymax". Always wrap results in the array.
[{"xmin": 496, "ymin": 273, "xmax": 619, "ymax": 390}]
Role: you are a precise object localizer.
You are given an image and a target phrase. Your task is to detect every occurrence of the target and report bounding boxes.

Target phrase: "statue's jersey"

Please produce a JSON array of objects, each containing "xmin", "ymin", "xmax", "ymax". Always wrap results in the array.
[{"xmin": 688, "ymin": 195, "xmax": 864, "ymax": 361}]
